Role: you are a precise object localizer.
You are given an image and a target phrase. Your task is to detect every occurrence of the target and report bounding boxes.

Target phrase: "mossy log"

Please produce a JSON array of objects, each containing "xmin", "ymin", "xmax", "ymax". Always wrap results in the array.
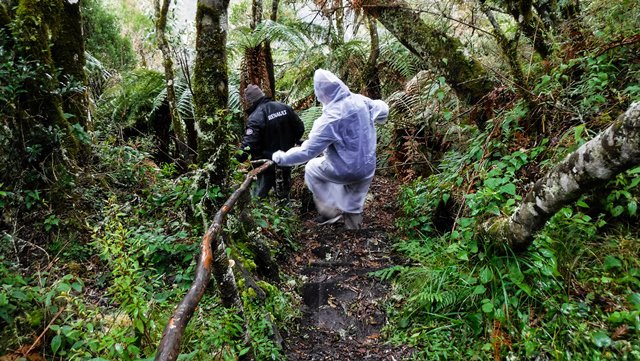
[
  {"xmin": 363, "ymin": 0, "xmax": 495, "ymax": 108},
  {"xmin": 485, "ymin": 103, "xmax": 640, "ymax": 250}
]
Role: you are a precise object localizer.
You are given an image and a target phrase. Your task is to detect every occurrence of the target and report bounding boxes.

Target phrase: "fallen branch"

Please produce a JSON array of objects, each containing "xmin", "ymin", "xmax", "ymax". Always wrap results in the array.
[
  {"xmin": 595, "ymin": 33, "xmax": 640, "ymax": 57},
  {"xmin": 155, "ymin": 160, "xmax": 274, "ymax": 361},
  {"xmin": 25, "ymin": 305, "xmax": 66, "ymax": 356},
  {"xmin": 484, "ymin": 103, "xmax": 640, "ymax": 250}
]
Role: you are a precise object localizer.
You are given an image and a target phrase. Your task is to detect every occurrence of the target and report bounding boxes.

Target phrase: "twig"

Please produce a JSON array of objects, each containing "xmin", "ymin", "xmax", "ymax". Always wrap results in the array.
[
  {"xmin": 594, "ymin": 33, "xmax": 640, "ymax": 57},
  {"xmin": 25, "ymin": 305, "xmax": 66, "ymax": 356}
]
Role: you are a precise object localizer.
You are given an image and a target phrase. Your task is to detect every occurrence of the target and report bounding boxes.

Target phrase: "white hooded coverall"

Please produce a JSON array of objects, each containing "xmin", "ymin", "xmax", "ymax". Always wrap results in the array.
[{"xmin": 272, "ymin": 69, "xmax": 389, "ymax": 216}]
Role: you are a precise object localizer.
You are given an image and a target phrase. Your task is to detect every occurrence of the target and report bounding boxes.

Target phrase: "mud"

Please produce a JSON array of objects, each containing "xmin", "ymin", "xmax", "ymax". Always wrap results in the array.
[{"xmin": 283, "ymin": 177, "xmax": 412, "ymax": 360}]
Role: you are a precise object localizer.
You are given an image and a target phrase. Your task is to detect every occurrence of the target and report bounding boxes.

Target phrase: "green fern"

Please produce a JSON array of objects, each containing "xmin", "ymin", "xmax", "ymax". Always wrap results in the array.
[{"xmin": 298, "ymin": 106, "xmax": 323, "ymax": 138}]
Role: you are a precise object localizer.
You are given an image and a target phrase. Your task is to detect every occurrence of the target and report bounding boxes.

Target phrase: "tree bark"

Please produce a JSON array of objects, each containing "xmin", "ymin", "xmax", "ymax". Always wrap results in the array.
[
  {"xmin": 362, "ymin": 14, "xmax": 381, "ymax": 99},
  {"xmin": 193, "ymin": 0, "xmax": 232, "ymax": 182},
  {"xmin": 334, "ymin": 0, "xmax": 345, "ymax": 44},
  {"xmin": 485, "ymin": 103, "xmax": 640, "ymax": 250},
  {"xmin": 155, "ymin": 0, "xmax": 190, "ymax": 167},
  {"xmin": 264, "ymin": 0, "xmax": 278, "ymax": 98},
  {"xmin": 240, "ymin": 0, "xmax": 272, "ymax": 113},
  {"xmin": 52, "ymin": 0, "xmax": 89, "ymax": 131},
  {"xmin": 14, "ymin": 0, "xmax": 79, "ymax": 162},
  {"xmin": 155, "ymin": 161, "xmax": 274, "ymax": 361},
  {"xmin": 504, "ymin": 0, "xmax": 552, "ymax": 58},
  {"xmin": 363, "ymin": 0, "xmax": 495, "ymax": 110}
]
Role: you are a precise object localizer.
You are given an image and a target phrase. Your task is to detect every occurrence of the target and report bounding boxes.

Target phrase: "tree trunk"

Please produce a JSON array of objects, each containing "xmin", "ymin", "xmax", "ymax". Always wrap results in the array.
[
  {"xmin": 334, "ymin": 0, "xmax": 345, "ymax": 44},
  {"xmin": 240, "ymin": 0, "xmax": 272, "ymax": 113},
  {"xmin": 14, "ymin": 0, "xmax": 79, "ymax": 162},
  {"xmin": 362, "ymin": 14, "xmax": 381, "ymax": 99},
  {"xmin": 155, "ymin": 0, "xmax": 190, "ymax": 167},
  {"xmin": 505, "ymin": 0, "xmax": 552, "ymax": 58},
  {"xmin": 479, "ymin": 1, "xmax": 528, "ymax": 93},
  {"xmin": 52, "ymin": 0, "xmax": 88, "ymax": 131},
  {"xmin": 533, "ymin": 0, "xmax": 559, "ymax": 28},
  {"xmin": 264, "ymin": 0, "xmax": 278, "ymax": 98},
  {"xmin": 363, "ymin": 0, "xmax": 495, "ymax": 111},
  {"xmin": 484, "ymin": 103, "xmax": 640, "ymax": 250},
  {"xmin": 193, "ymin": 0, "xmax": 232, "ymax": 183}
]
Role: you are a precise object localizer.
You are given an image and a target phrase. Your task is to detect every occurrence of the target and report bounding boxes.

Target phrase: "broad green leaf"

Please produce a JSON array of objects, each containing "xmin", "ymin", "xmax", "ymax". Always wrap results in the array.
[
  {"xmin": 484, "ymin": 178, "xmax": 504, "ymax": 189},
  {"xmin": 479, "ymin": 268, "xmax": 493, "ymax": 284},
  {"xmin": 603, "ymin": 255, "xmax": 622, "ymax": 271},
  {"xmin": 481, "ymin": 301, "xmax": 493, "ymax": 313},
  {"xmin": 591, "ymin": 331, "xmax": 612, "ymax": 348},
  {"xmin": 628, "ymin": 293, "xmax": 640, "ymax": 310},
  {"xmin": 500, "ymin": 183, "xmax": 516, "ymax": 196},
  {"xmin": 473, "ymin": 285, "xmax": 486, "ymax": 295},
  {"xmin": 51, "ymin": 335, "xmax": 62, "ymax": 354},
  {"xmin": 577, "ymin": 200, "xmax": 589, "ymax": 208}
]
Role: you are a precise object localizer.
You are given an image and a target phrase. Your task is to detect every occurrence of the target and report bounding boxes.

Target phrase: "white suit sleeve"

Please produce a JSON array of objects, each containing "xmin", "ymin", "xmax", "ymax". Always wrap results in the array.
[
  {"xmin": 370, "ymin": 99, "xmax": 389, "ymax": 124},
  {"xmin": 274, "ymin": 121, "xmax": 336, "ymax": 166}
]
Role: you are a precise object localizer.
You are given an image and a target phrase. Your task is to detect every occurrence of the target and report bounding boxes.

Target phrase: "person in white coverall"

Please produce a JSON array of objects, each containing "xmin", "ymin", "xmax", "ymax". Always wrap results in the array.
[{"xmin": 271, "ymin": 69, "xmax": 389, "ymax": 229}]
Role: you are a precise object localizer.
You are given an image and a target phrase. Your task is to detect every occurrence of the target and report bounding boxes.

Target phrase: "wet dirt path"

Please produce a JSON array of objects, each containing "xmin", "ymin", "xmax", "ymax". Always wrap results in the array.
[{"xmin": 283, "ymin": 177, "xmax": 411, "ymax": 360}]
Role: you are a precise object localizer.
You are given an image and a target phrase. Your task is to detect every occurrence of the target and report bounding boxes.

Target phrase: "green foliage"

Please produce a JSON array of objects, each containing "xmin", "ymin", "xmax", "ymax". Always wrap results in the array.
[
  {"xmin": 98, "ymin": 68, "xmax": 166, "ymax": 130},
  {"xmin": 82, "ymin": 0, "xmax": 136, "ymax": 71},
  {"xmin": 0, "ymin": 260, "xmax": 84, "ymax": 355},
  {"xmin": 382, "ymin": 97, "xmax": 640, "ymax": 359},
  {"xmin": 603, "ymin": 167, "xmax": 640, "ymax": 218}
]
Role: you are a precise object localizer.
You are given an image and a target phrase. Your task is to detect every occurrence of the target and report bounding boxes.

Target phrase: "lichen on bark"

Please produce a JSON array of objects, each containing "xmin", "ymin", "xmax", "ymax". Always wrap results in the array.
[{"xmin": 485, "ymin": 102, "xmax": 640, "ymax": 250}]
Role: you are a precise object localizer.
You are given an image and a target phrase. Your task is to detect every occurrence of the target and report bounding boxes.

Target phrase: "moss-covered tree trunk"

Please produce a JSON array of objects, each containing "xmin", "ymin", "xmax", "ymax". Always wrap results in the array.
[
  {"xmin": 362, "ymin": 14, "xmax": 381, "ymax": 99},
  {"xmin": 362, "ymin": 0, "xmax": 495, "ymax": 110},
  {"xmin": 485, "ymin": 103, "xmax": 640, "ymax": 250},
  {"xmin": 14, "ymin": 0, "xmax": 79, "ymax": 163},
  {"xmin": 155, "ymin": 0, "xmax": 190, "ymax": 167},
  {"xmin": 193, "ymin": 0, "xmax": 232, "ymax": 183},
  {"xmin": 479, "ymin": 1, "xmax": 528, "ymax": 94},
  {"xmin": 52, "ymin": 0, "xmax": 88, "ymax": 131},
  {"xmin": 504, "ymin": 0, "xmax": 553, "ymax": 58}
]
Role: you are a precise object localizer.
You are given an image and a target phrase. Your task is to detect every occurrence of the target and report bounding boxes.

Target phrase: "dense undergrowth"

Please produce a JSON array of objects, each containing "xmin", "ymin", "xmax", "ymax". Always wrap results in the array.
[
  {"xmin": 380, "ymin": 39, "xmax": 640, "ymax": 360},
  {"xmin": 1, "ymin": 137, "xmax": 302, "ymax": 359}
]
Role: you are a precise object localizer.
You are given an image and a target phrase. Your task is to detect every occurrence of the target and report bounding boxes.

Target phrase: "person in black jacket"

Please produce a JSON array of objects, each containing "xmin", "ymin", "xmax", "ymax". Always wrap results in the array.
[{"xmin": 237, "ymin": 84, "xmax": 304, "ymax": 199}]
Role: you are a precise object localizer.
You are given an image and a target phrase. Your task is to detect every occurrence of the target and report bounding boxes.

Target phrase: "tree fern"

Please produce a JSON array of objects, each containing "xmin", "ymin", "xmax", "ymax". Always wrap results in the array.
[{"xmin": 98, "ymin": 69, "xmax": 165, "ymax": 129}]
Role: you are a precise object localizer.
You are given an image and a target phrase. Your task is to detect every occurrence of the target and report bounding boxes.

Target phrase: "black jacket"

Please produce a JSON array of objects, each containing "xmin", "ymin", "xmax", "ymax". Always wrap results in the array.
[{"xmin": 239, "ymin": 97, "xmax": 304, "ymax": 162}]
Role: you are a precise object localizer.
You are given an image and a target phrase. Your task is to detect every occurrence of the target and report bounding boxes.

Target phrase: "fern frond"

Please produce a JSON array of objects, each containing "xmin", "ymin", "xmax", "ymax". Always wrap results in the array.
[
  {"xmin": 380, "ymin": 35, "xmax": 423, "ymax": 79},
  {"xmin": 298, "ymin": 106, "xmax": 323, "ymax": 137}
]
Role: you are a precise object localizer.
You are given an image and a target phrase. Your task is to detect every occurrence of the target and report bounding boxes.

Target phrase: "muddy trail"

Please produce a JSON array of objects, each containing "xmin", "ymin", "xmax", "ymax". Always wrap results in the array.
[{"xmin": 282, "ymin": 176, "xmax": 412, "ymax": 360}]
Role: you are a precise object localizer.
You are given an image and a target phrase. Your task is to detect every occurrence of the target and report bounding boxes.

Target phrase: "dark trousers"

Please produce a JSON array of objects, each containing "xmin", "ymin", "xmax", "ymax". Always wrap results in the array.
[{"xmin": 254, "ymin": 165, "xmax": 292, "ymax": 199}]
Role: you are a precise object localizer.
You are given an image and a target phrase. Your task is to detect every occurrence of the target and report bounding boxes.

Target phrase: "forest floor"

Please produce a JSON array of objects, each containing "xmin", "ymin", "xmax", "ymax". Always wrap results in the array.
[{"xmin": 282, "ymin": 176, "xmax": 413, "ymax": 360}]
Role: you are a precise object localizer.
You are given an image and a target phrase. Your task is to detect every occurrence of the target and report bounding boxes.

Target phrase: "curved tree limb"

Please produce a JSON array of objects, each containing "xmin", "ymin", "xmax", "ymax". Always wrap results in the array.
[
  {"xmin": 155, "ymin": 160, "xmax": 274, "ymax": 361},
  {"xmin": 485, "ymin": 103, "xmax": 640, "ymax": 250},
  {"xmin": 362, "ymin": 0, "xmax": 495, "ymax": 109}
]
